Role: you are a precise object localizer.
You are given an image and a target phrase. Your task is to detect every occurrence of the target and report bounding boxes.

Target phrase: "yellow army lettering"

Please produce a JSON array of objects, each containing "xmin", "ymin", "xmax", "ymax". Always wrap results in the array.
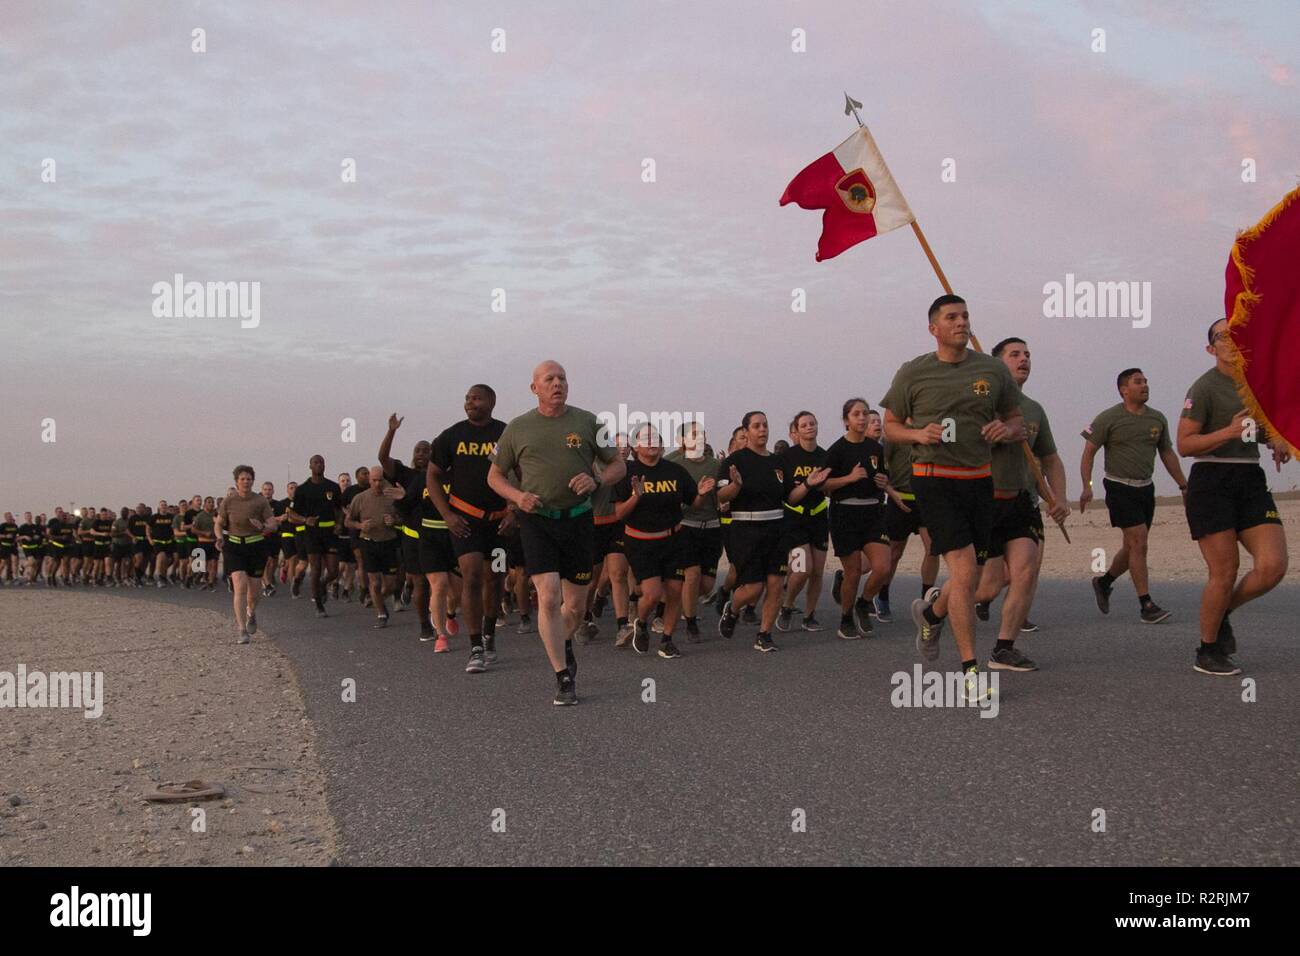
[
  {"xmin": 455, "ymin": 441, "xmax": 498, "ymax": 456},
  {"xmin": 641, "ymin": 479, "xmax": 678, "ymax": 494}
]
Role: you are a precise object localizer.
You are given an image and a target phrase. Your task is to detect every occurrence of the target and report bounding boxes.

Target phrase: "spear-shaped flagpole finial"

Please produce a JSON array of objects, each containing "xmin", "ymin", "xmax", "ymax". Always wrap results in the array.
[{"xmin": 843, "ymin": 91, "xmax": 865, "ymax": 128}]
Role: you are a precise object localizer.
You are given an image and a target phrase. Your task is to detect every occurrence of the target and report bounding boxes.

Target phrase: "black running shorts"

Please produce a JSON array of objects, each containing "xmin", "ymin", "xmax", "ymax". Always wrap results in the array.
[
  {"xmin": 362, "ymin": 538, "xmax": 401, "ymax": 575},
  {"xmin": 518, "ymin": 512, "xmax": 594, "ymax": 585},
  {"xmin": 830, "ymin": 501, "xmax": 888, "ymax": 557},
  {"xmin": 987, "ymin": 491, "xmax": 1043, "ymax": 559},
  {"xmin": 782, "ymin": 508, "xmax": 829, "ymax": 551},
  {"xmin": 417, "ymin": 526, "xmax": 459, "ymax": 575},
  {"xmin": 1185, "ymin": 462, "xmax": 1281, "ymax": 540},
  {"xmin": 1103, "ymin": 479, "xmax": 1155, "ymax": 529},
  {"xmin": 912, "ymin": 475, "xmax": 993, "ymax": 564},
  {"xmin": 886, "ymin": 496, "xmax": 924, "ymax": 542},
  {"xmin": 593, "ymin": 519, "xmax": 625, "ymax": 562},
  {"xmin": 678, "ymin": 524, "xmax": 722, "ymax": 576},
  {"xmin": 625, "ymin": 532, "xmax": 686, "ymax": 583},
  {"xmin": 223, "ymin": 539, "xmax": 268, "ymax": 577},
  {"xmin": 726, "ymin": 519, "xmax": 788, "ymax": 586},
  {"xmin": 450, "ymin": 513, "xmax": 503, "ymax": 562}
]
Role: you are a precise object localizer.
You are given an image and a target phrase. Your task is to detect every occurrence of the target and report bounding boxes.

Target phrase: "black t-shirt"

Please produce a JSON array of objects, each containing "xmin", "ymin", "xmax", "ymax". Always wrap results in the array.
[
  {"xmin": 47, "ymin": 517, "xmax": 64, "ymax": 540},
  {"xmin": 93, "ymin": 517, "xmax": 113, "ymax": 539},
  {"xmin": 614, "ymin": 457, "xmax": 698, "ymax": 533},
  {"xmin": 824, "ymin": 435, "xmax": 886, "ymax": 502},
  {"xmin": 294, "ymin": 478, "xmax": 343, "ymax": 523},
  {"xmin": 149, "ymin": 513, "xmax": 175, "ymax": 539},
  {"xmin": 341, "ymin": 484, "xmax": 366, "ymax": 509},
  {"xmin": 779, "ymin": 444, "xmax": 827, "ymax": 511},
  {"xmin": 716, "ymin": 448, "xmax": 786, "ymax": 514},
  {"xmin": 388, "ymin": 460, "xmax": 428, "ymax": 523},
  {"xmin": 0, "ymin": 521, "xmax": 17, "ymax": 544},
  {"xmin": 182, "ymin": 509, "xmax": 198, "ymax": 536},
  {"xmin": 280, "ymin": 496, "xmax": 302, "ymax": 529},
  {"xmin": 431, "ymin": 418, "xmax": 507, "ymax": 512},
  {"xmin": 18, "ymin": 523, "xmax": 37, "ymax": 545},
  {"xmin": 128, "ymin": 514, "xmax": 150, "ymax": 539},
  {"xmin": 59, "ymin": 518, "xmax": 78, "ymax": 544},
  {"xmin": 266, "ymin": 497, "xmax": 287, "ymax": 518}
]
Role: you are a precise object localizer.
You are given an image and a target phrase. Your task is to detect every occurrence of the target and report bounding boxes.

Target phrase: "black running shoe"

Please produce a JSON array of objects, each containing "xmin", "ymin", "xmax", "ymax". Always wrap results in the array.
[
  {"xmin": 632, "ymin": 620, "xmax": 649, "ymax": 655},
  {"xmin": 553, "ymin": 673, "xmax": 577, "ymax": 706},
  {"xmin": 988, "ymin": 645, "xmax": 1037, "ymax": 671},
  {"xmin": 484, "ymin": 635, "xmax": 498, "ymax": 663},
  {"xmin": 753, "ymin": 633, "xmax": 778, "ymax": 653},
  {"xmin": 853, "ymin": 601, "xmax": 873, "ymax": 638},
  {"xmin": 246, "ymin": 612, "xmax": 258, "ymax": 635},
  {"xmin": 718, "ymin": 603, "xmax": 737, "ymax": 639},
  {"xmin": 776, "ymin": 606, "xmax": 795, "ymax": 632},
  {"xmin": 685, "ymin": 619, "xmax": 701, "ymax": 643},
  {"xmin": 1194, "ymin": 647, "xmax": 1241, "ymax": 676},
  {"xmin": 592, "ymin": 592, "xmax": 607, "ymax": 618},
  {"xmin": 831, "ymin": 569, "xmax": 843, "ymax": 605},
  {"xmin": 975, "ymin": 601, "xmax": 990, "ymax": 622},
  {"xmin": 1140, "ymin": 603, "xmax": 1171, "ymax": 624},
  {"xmin": 291, "ymin": 577, "xmax": 302, "ymax": 598},
  {"xmin": 742, "ymin": 605, "xmax": 758, "ymax": 625},
  {"xmin": 1019, "ymin": 618, "xmax": 1040, "ymax": 633},
  {"xmin": 837, "ymin": 615, "xmax": 861, "ymax": 641},
  {"xmin": 373, "ymin": 614, "xmax": 389, "ymax": 629},
  {"xmin": 801, "ymin": 614, "xmax": 825, "ymax": 632},
  {"xmin": 315, "ymin": 598, "xmax": 327, "ymax": 619},
  {"xmin": 658, "ymin": 640, "xmax": 682, "ymax": 659},
  {"xmin": 1091, "ymin": 576, "xmax": 1111, "ymax": 614},
  {"xmin": 418, "ymin": 627, "xmax": 436, "ymax": 643},
  {"xmin": 465, "ymin": 649, "xmax": 487, "ymax": 674}
]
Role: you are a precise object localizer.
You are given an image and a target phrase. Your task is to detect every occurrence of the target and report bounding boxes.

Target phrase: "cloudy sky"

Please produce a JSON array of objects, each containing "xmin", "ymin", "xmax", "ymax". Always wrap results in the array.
[{"xmin": 2, "ymin": 0, "xmax": 1297, "ymax": 512}]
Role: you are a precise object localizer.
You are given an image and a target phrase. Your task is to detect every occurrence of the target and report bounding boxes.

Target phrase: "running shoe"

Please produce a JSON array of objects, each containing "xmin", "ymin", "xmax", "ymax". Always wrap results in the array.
[
  {"xmin": 1140, "ymin": 603, "xmax": 1171, "ymax": 624},
  {"xmin": 853, "ymin": 600, "xmax": 873, "ymax": 638},
  {"xmin": 632, "ymin": 620, "xmax": 649, "ymax": 655},
  {"xmin": 553, "ymin": 673, "xmax": 577, "ymax": 706},
  {"xmin": 615, "ymin": 623, "xmax": 634, "ymax": 648},
  {"xmin": 975, "ymin": 601, "xmax": 991, "ymax": 622},
  {"xmin": 246, "ymin": 612, "xmax": 258, "ymax": 635},
  {"xmin": 988, "ymin": 646, "xmax": 1037, "ymax": 671},
  {"xmin": 962, "ymin": 667, "xmax": 993, "ymax": 705},
  {"xmin": 831, "ymin": 569, "xmax": 843, "ymax": 605},
  {"xmin": 237, "ymin": 630, "xmax": 250, "ymax": 645},
  {"xmin": 314, "ymin": 598, "xmax": 327, "ymax": 619},
  {"xmin": 582, "ymin": 619, "xmax": 600, "ymax": 642},
  {"xmin": 465, "ymin": 649, "xmax": 487, "ymax": 674},
  {"xmin": 517, "ymin": 614, "xmax": 535, "ymax": 634},
  {"xmin": 445, "ymin": 615, "xmax": 459, "ymax": 637},
  {"xmin": 872, "ymin": 596, "xmax": 893, "ymax": 624},
  {"xmin": 658, "ymin": 640, "xmax": 682, "ymax": 659},
  {"xmin": 419, "ymin": 627, "xmax": 436, "ymax": 643},
  {"xmin": 911, "ymin": 596, "xmax": 943, "ymax": 662},
  {"xmin": 1217, "ymin": 613, "xmax": 1236, "ymax": 657},
  {"xmin": 373, "ymin": 614, "xmax": 389, "ymax": 629},
  {"xmin": 591, "ymin": 592, "xmax": 607, "ymax": 618},
  {"xmin": 776, "ymin": 606, "xmax": 796, "ymax": 632},
  {"xmin": 685, "ymin": 618, "xmax": 702, "ymax": 642},
  {"xmin": 1091, "ymin": 576, "xmax": 1111, "ymax": 614},
  {"xmin": 718, "ymin": 602, "xmax": 737, "ymax": 640},
  {"xmin": 1019, "ymin": 618, "xmax": 1040, "ymax": 633},
  {"xmin": 742, "ymin": 605, "xmax": 758, "ymax": 625},
  {"xmin": 434, "ymin": 635, "xmax": 450, "ymax": 653},
  {"xmin": 1194, "ymin": 648, "xmax": 1241, "ymax": 676},
  {"xmin": 801, "ymin": 614, "xmax": 825, "ymax": 632},
  {"xmin": 484, "ymin": 635, "xmax": 498, "ymax": 664},
  {"xmin": 753, "ymin": 633, "xmax": 778, "ymax": 653},
  {"xmin": 291, "ymin": 577, "xmax": 301, "ymax": 598},
  {"xmin": 651, "ymin": 617, "xmax": 664, "ymax": 634},
  {"xmin": 837, "ymin": 616, "xmax": 862, "ymax": 640}
]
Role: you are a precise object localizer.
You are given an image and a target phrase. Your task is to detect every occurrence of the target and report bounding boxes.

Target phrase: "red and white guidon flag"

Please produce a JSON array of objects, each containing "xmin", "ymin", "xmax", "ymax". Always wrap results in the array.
[{"xmin": 780, "ymin": 126, "xmax": 915, "ymax": 261}]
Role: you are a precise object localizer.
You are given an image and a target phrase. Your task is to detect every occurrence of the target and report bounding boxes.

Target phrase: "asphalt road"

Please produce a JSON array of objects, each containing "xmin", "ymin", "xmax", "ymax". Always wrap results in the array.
[{"xmin": 36, "ymin": 575, "xmax": 1300, "ymax": 865}]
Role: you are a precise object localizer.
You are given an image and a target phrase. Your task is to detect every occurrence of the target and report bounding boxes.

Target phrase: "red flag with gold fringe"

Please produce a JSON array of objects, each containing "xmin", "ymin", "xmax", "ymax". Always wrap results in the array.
[{"xmin": 1224, "ymin": 185, "xmax": 1300, "ymax": 457}]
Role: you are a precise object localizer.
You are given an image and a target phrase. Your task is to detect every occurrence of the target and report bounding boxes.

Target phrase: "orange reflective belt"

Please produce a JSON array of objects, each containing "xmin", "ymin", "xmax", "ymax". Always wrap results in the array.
[
  {"xmin": 624, "ymin": 524, "xmax": 678, "ymax": 541},
  {"xmin": 912, "ymin": 462, "xmax": 991, "ymax": 480},
  {"xmin": 593, "ymin": 514, "xmax": 620, "ymax": 527},
  {"xmin": 449, "ymin": 495, "xmax": 507, "ymax": 521}
]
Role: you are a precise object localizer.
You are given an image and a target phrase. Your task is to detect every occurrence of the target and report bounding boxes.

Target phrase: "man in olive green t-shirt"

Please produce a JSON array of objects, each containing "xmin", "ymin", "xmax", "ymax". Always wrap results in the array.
[
  {"xmin": 488, "ymin": 360, "xmax": 626, "ymax": 706},
  {"xmin": 881, "ymin": 294, "xmax": 1024, "ymax": 693},
  {"xmin": 1176, "ymin": 318, "xmax": 1290, "ymax": 676},
  {"xmin": 1080, "ymin": 367, "xmax": 1187, "ymax": 623}
]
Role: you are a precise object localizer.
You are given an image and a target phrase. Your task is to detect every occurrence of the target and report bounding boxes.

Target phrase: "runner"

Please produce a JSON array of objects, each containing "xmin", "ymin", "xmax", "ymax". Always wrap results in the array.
[
  {"xmin": 712, "ymin": 426, "xmax": 749, "ymax": 615},
  {"xmin": 487, "ymin": 360, "xmax": 626, "ymax": 705},
  {"xmin": 822, "ymin": 398, "xmax": 894, "ymax": 640},
  {"xmin": 971, "ymin": 337, "xmax": 1070, "ymax": 671},
  {"xmin": 43, "ymin": 508, "xmax": 67, "ymax": 586},
  {"xmin": 146, "ymin": 500, "xmax": 173, "ymax": 587},
  {"xmin": 714, "ymin": 411, "xmax": 798, "ymax": 651},
  {"xmin": 379, "ymin": 416, "xmax": 439, "ymax": 643},
  {"xmin": 215, "ymin": 465, "xmax": 278, "ymax": 644},
  {"xmin": 78, "ymin": 507, "xmax": 97, "ymax": 584},
  {"xmin": 0, "ymin": 512, "xmax": 17, "ymax": 584},
  {"xmin": 428, "ymin": 384, "xmax": 511, "ymax": 673},
  {"xmin": 111, "ymin": 507, "xmax": 134, "ymax": 585},
  {"xmin": 17, "ymin": 512, "xmax": 40, "ymax": 583},
  {"xmin": 333, "ymin": 472, "xmax": 356, "ymax": 601},
  {"xmin": 613, "ymin": 423, "xmax": 713, "ymax": 658},
  {"xmin": 285, "ymin": 455, "xmax": 344, "ymax": 618},
  {"xmin": 193, "ymin": 497, "xmax": 218, "ymax": 589},
  {"xmin": 128, "ymin": 503, "xmax": 150, "ymax": 586},
  {"xmin": 259, "ymin": 482, "xmax": 284, "ymax": 596},
  {"xmin": 279, "ymin": 481, "xmax": 303, "ymax": 595},
  {"xmin": 666, "ymin": 421, "xmax": 722, "ymax": 642},
  {"xmin": 345, "ymin": 465, "xmax": 405, "ymax": 627},
  {"xmin": 341, "ymin": 467, "xmax": 370, "ymax": 604},
  {"xmin": 777, "ymin": 411, "xmax": 830, "ymax": 633},
  {"xmin": 881, "ymin": 294, "xmax": 1023, "ymax": 702},
  {"xmin": 1080, "ymin": 368, "xmax": 1187, "ymax": 623},
  {"xmin": 1177, "ymin": 318, "xmax": 1290, "ymax": 676}
]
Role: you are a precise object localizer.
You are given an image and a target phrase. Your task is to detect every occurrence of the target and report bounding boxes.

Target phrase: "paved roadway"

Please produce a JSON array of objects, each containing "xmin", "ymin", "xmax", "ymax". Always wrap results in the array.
[{"xmin": 48, "ymin": 576, "xmax": 1300, "ymax": 865}]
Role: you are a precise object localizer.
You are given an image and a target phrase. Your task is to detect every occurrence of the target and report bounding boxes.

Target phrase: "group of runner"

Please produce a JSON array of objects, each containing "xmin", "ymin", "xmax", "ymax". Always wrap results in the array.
[{"xmin": 2, "ymin": 300, "xmax": 1290, "ymax": 704}]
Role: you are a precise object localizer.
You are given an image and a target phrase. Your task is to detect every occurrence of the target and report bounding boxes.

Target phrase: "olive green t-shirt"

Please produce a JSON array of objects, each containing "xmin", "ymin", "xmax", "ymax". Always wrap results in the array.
[
  {"xmin": 111, "ymin": 517, "xmax": 132, "ymax": 545},
  {"xmin": 884, "ymin": 441, "xmax": 913, "ymax": 493},
  {"xmin": 992, "ymin": 390, "xmax": 1056, "ymax": 492},
  {"xmin": 1181, "ymin": 367, "xmax": 1258, "ymax": 461},
  {"xmin": 666, "ymin": 447, "xmax": 719, "ymax": 523},
  {"xmin": 218, "ymin": 493, "xmax": 273, "ymax": 538},
  {"xmin": 1082, "ymin": 403, "xmax": 1171, "ymax": 481},
  {"xmin": 493, "ymin": 405, "xmax": 617, "ymax": 510},
  {"xmin": 881, "ymin": 350, "xmax": 1019, "ymax": 470},
  {"xmin": 192, "ymin": 510, "xmax": 216, "ymax": 537},
  {"xmin": 345, "ymin": 487, "xmax": 399, "ymax": 542}
]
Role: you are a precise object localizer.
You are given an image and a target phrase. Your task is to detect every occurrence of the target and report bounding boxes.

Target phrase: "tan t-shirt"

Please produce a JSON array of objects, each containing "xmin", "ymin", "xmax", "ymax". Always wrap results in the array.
[
  {"xmin": 218, "ymin": 493, "xmax": 272, "ymax": 538},
  {"xmin": 347, "ymin": 487, "xmax": 399, "ymax": 542}
]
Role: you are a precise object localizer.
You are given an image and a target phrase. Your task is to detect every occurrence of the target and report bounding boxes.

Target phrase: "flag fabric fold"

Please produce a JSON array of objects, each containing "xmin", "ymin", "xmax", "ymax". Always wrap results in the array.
[
  {"xmin": 780, "ymin": 126, "xmax": 915, "ymax": 261},
  {"xmin": 1224, "ymin": 185, "xmax": 1300, "ymax": 457}
]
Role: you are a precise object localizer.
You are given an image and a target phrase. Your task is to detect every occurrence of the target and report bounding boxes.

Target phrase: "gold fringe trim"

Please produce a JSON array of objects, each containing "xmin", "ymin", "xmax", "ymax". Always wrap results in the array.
[{"xmin": 1224, "ymin": 185, "xmax": 1300, "ymax": 458}]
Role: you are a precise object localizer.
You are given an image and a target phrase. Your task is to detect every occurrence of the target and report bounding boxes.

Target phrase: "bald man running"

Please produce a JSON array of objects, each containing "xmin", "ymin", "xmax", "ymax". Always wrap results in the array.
[{"xmin": 488, "ymin": 360, "xmax": 626, "ymax": 705}]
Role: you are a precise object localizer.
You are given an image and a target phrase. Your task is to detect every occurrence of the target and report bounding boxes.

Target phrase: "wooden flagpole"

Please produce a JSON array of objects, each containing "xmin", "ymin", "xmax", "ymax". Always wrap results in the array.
[{"xmin": 844, "ymin": 94, "xmax": 1068, "ymax": 541}]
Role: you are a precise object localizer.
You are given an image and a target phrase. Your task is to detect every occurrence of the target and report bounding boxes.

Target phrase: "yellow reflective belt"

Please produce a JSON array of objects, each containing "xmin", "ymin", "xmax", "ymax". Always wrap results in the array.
[
  {"xmin": 809, "ymin": 499, "xmax": 829, "ymax": 515},
  {"xmin": 420, "ymin": 518, "xmax": 448, "ymax": 530},
  {"xmin": 317, "ymin": 520, "xmax": 336, "ymax": 528},
  {"xmin": 403, "ymin": 526, "xmax": 420, "ymax": 538}
]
